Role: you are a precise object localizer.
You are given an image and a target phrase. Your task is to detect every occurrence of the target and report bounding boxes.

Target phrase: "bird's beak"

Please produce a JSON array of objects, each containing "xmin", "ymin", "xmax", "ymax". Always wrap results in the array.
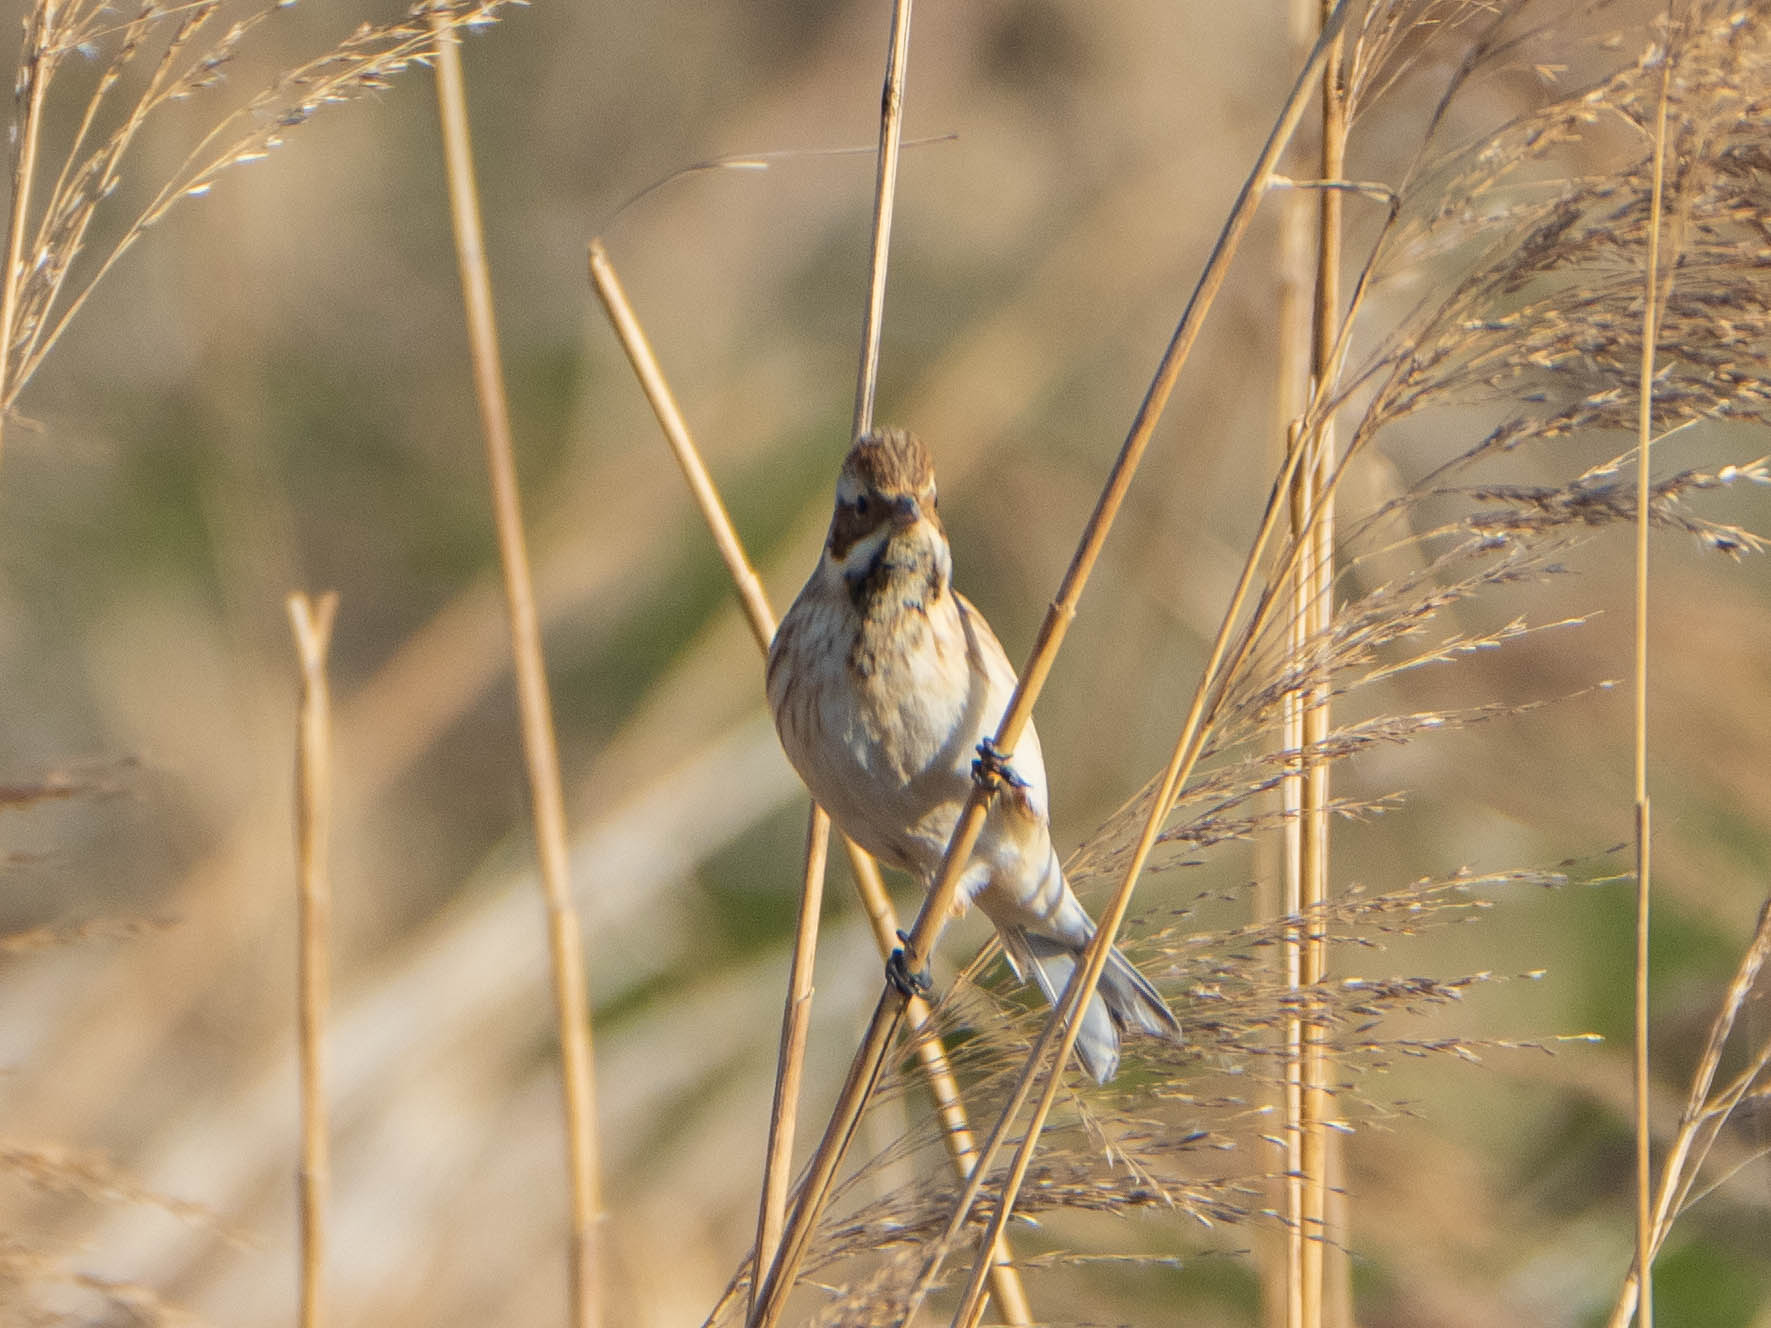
[{"xmin": 889, "ymin": 495, "xmax": 922, "ymax": 528}]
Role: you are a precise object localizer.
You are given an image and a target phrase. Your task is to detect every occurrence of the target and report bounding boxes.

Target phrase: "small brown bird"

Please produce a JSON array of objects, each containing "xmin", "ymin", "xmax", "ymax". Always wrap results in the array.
[{"xmin": 767, "ymin": 428, "xmax": 1181, "ymax": 1082}]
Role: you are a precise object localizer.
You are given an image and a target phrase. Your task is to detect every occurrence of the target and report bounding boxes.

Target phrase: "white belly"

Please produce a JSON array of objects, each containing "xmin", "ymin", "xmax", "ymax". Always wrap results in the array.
[{"xmin": 769, "ymin": 584, "xmax": 1050, "ymax": 891}]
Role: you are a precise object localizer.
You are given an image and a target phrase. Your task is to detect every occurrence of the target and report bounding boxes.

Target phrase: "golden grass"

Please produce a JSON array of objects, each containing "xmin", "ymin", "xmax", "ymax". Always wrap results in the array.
[
  {"xmin": 1608, "ymin": 898, "xmax": 1771, "ymax": 1328},
  {"xmin": 1631, "ymin": 16, "xmax": 1677, "ymax": 1325},
  {"xmin": 717, "ymin": 3, "xmax": 1771, "ymax": 1321},
  {"xmin": 586, "ymin": 235, "xmax": 1033, "ymax": 1326},
  {"xmin": 429, "ymin": 21, "xmax": 602, "ymax": 1327},
  {"xmin": 0, "ymin": 0, "xmax": 524, "ymax": 460},
  {"xmin": 749, "ymin": 15, "xmax": 1357, "ymax": 1322},
  {"xmin": 286, "ymin": 590, "xmax": 337, "ymax": 1328},
  {"xmin": 3, "ymin": 2, "xmax": 1771, "ymax": 1325}
]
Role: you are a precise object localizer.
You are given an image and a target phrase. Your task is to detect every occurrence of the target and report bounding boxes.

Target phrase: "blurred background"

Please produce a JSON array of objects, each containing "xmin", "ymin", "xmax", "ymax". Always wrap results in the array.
[{"xmin": 0, "ymin": 0, "xmax": 1767, "ymax": 1324}]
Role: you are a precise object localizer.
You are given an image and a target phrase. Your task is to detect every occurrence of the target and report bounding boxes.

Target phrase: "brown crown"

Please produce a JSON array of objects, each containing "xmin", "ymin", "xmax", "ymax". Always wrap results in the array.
[{"xmin": 843, "ymin": 428, "xmax": 936, "ymax": 497}]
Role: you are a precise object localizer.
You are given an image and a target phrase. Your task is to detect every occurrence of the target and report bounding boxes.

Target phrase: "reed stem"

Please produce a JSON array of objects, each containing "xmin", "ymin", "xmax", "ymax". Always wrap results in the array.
[
  {"xmin": 587, "ymin": 234, "xmax": 1032, "ymax": 1328},
  {"xmin": 432, "ymin": 26, "xmax": 602, "ymax": 1327},
  {"xmin": 1628, "ymin": 26, "xmax": 1676, "ymax": 1327},
  {"xmin": 288, "ymin": 591, "xmax": 339, "ymax": 1328}
]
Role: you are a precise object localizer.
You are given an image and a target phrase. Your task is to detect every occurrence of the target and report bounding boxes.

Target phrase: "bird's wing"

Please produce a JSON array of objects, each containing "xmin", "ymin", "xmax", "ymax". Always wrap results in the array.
[{"xmin": 953, "ymin": 590, "xmax": 1050, "ymax": 826}]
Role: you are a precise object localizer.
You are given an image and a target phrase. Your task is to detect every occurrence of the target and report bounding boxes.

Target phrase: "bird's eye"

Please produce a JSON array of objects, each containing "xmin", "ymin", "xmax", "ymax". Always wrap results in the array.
[{"xmin": 853, "ymin": 493, "xmax": 870, "ymax": 516}]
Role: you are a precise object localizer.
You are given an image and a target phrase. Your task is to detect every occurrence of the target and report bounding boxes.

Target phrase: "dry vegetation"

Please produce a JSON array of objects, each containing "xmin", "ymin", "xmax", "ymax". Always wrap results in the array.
[{"xmin": 1, "ymin": 1, "xmax": 1769, "ymax": 1326}]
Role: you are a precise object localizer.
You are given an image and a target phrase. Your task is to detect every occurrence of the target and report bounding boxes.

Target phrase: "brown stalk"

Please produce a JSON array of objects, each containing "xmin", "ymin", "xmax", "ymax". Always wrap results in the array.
[
  {"xmin": 1629, "ymin": 23, "xmax": 1676, "ymax": 1328},
  {"xmin": 880, "ymin": 10, "xmax": 1357, "ymax": 1323},
  {"xmin": 1268, "ymin": 10, "xmax": 1317, "ymax": 1325},
  {"xmin": 1291, "ymin": 10, "xmax": 1347, "ymax": 1328},
  {"xmin": 585, "ymin": 241, "xmax": 1031, "ymax": 1327},
  {"xmin": 852, "ymin": 0, "xmax": 914, "ymax": 440},
  {"xmin": 751, "ymin": 805, "xmax": 830, "ymax": 1319},
  {"xmin": 1281, "ymin": 432, "xmax": 1308, "ymax": 1328},
  {"xmin": 287, "ymin": 591, "xmax": 339, "ymax": 1328},
  {"xmin": 604, "ymin": 13, "xmax": 918, "ymax": 1297},
  {"xmin": 431, "ymin": 25, "xmax": 602, "ymax": 1328},
  {"xmin": 1607, "ymin": 899, "xmax": 1771, "ymax": 1328},
  {"xmin": 585, "ymin": 235, "xmax": 822, "ymax": 1312},
  {"xmin": 931, "ymin": 358, "xmax": 1339, "ymax": 1328}
]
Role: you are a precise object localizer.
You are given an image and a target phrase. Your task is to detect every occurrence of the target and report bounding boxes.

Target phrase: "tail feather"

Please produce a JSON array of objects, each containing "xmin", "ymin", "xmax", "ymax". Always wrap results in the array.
[
  {"xmin": 997, "ymin": 926, "xmax": 1181, "ymax": 1084},
  {"xmin": 1098, "ymin": 944, "xmax": 1184, "ymax": 1043}
]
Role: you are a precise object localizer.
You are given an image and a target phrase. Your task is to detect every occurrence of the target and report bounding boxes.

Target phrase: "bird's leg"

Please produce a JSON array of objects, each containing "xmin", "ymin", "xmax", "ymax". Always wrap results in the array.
[
  {"xmin": 972, "ymin": 736, "xmax": 1030, "ymax": 791},
  {"xmin": 885, "ymin": 929, "xmax": 934, "ymax": 997}
]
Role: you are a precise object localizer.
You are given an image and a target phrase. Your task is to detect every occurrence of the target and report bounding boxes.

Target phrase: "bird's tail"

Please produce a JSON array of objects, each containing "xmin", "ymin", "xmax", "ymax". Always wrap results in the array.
[{"xmin": 997, "ymin": 924, "xmax": 1181, "ymax": 1085}]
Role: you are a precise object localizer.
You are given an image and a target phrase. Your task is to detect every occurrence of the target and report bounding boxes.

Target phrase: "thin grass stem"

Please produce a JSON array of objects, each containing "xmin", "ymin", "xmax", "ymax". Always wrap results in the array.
[
  {"xmin": 287, "ymin": 591, "xmax": 339, "ymax": 1328},
  {"xmin": 1266, "ymin": 12, "xmax": 1318, "ymax": 1325},
  {"xmin": 751, "ymin": 804, "xmax": 829, "ymax": 1318},
  {"xmin": 587, "ymin": 242, "xmax": 774, "ymax": 653},
  {"xmin": 431, "ymin": 26, "xmax": 602, "ymax": 1328},
  {"xmin": 931, "ymin": 399, "xmax": 1326, "ymax": 1328},
  {"xmin": 1607, "ymin": 900, "xmax": 1771, "ymax": 1328},
  {"xmin": 1630, "ymin": 22, "xmax": 1676, "ymax": 1328},
  {"xmin": 1268, "ymin": 13, "xmax": 1324, "ymax": 1328},
  {"xmin": 1282, "ymin": 444, "xmax": 1309, "ymax": 1328},
  {"xmin": 894, "ymin": 15, "xmax": 1358, "ymax": 1323},
  {"xmin": 1297, "ymin": 13, "xmax": 1347, "ymax": 1326},
  {"xmin": 852, "ymin": 0, "xmax": 914, "ymax": 441}
]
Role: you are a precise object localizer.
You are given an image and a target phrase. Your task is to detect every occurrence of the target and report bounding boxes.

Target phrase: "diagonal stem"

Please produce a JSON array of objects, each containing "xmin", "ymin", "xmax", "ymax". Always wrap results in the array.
[
  {"xmin": 1606, "ymin": 899, "xmax": 1771, "ymax": 1328},
  {"xmin": 586, "ymin": 239, "xmax": 1031, "ymax": 1328},
  {"xmin": 0, "ymin": 0, "xmax": 63, "ymax": 457},
  {"xmin": 753, "ymin": 8, "xmax": 1353, "ymax": 1324}
]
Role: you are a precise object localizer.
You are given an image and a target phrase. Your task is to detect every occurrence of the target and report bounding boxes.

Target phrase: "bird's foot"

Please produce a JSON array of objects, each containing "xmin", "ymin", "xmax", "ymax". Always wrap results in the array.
[
  {"xmin": 886, "ymin": 930, "xmax": 934, "ymax": 998},
  {"xmin": 972, "ymin": 737, "xmax": 1029, "ymax": 791}
]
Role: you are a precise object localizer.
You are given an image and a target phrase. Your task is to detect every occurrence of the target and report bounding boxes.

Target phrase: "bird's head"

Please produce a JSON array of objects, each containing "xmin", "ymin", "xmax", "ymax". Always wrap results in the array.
[{"xmin": 823, "ymin": 428, "xmax": 949, "ymax": 608}]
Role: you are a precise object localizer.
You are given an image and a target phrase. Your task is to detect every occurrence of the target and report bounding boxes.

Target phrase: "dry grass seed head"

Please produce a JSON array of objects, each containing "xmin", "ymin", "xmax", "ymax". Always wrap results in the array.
[
  {"xmin": 4, "ymin": 0, "xmax": 525, "ymax": 408},
  {"xmin": 734, "ymin": 5, "xmax": 1771, "ymax": 1314}
]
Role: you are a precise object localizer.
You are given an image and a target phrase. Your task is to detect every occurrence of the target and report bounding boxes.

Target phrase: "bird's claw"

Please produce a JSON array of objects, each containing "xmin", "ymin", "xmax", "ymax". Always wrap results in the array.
[
  {"xmin": 972, "ymin": 737, "xmax": 1029, "ymax": 791},
  {"xmin": 886, "ymin": 930, "xmax": 933, "ymax": 998}
]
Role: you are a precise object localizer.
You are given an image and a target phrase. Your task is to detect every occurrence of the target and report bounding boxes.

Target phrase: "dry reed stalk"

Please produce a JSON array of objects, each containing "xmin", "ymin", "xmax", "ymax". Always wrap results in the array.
[
  {"xmin": 1268, "ymin": 10, "xmax": 1318, "ymax": 1324},
  {"xmin": 586, "ymin": 241, "xmax": 832, "ymax": 1281},
  {"xmin": 1280, "ymin": 416, "xmax": 1309, "ymax": 1328},
  {"xmin": 930, "ymin": 418, "xmax": 1327, "ymax": 1328},
  {"xmin": 887, "ymin": 13, "xmax": 1357, "ymax": 1324},
  {"xmin": 287, "ymin": 591, "xmax": 339, "ymax": 1328},
  {"xmin": 585, "ymin": 239, "xmax": 1032, "ymax": 1328},
  {"xmin": 1291, "ymin": 11, "xmax": 1347, "ymax": 1327},
  {"xmin": 587, "ymin": 17, "xmax": 913, "ymax": 1250},
  {"xmin": 851, "ymin": 0, "xmax": 914, "ymax": 441},
  {"xmin": 752, "ymin": 805, "xmax": 830, "ymax": 1319},
  {"xmin": 430, "ymin": 23, "xmax": 602, "ymax": 1328},
  {"xmin": 1630, "ymin": 21, "xmax": 1677, "ymax": 1328},
  {"xmin": 1607, "ymin": 899, "xmax": 1771, "ymax": 1328},
  {"xmin": 586, "ymin": 243, "xmax": 776, "ymax": 654},
  {"xmin": 725, "ymin": 7, "xmax": 1771, "ymax": 1317}
]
